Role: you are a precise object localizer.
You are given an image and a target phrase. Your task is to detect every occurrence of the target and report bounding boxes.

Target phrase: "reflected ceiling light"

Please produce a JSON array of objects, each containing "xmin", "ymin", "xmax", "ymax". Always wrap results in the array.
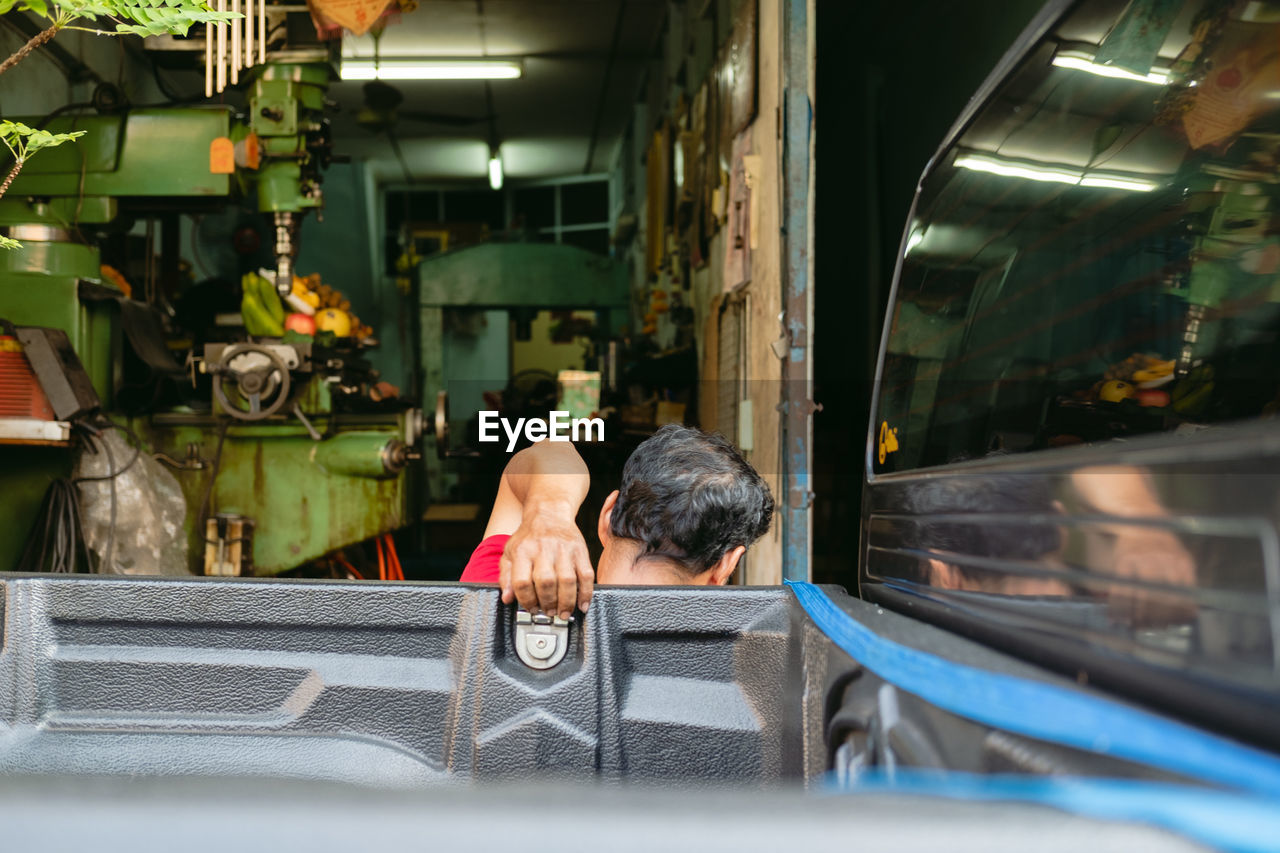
[
  {"xmin": 488, "ymin": 152, "xmax": 503, "ymax": 191},
  {"xmin": 906, "ymin": 229, "xmax": 924, "ymax": 253},
  {"xmin": 341, "ymin": 59, "xmax": 523, "ymax": 81},
  {"xmin": 1051, "ymin": 49, "xmax": 1169, "ymax": 85},
  {"xmin": 954, "ymin": 152, "xmax": 1159, "ymax": 192}
]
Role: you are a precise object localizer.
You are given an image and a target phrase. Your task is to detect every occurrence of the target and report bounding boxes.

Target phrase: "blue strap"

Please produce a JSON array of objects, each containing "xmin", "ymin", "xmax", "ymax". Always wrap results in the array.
[
  {"xmin": 830, "ymin": 769, "xmax": 1280, "ymax": 853},
  {"xmin": 786, "ymin": 580, "xmax": 1280, "ymax": 796}
]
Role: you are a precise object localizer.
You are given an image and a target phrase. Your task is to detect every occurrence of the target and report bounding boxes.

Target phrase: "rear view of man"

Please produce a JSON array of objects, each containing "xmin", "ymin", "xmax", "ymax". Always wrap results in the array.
[{"xmin": 460, "ymin": 424, "xmax": 774, "ymax": 618}]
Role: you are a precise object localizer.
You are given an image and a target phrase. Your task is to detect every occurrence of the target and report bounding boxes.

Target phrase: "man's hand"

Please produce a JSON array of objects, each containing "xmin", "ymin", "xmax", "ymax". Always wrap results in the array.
[
  {"xmin": 499, "ymin": 498, "xmax": 594, "ymax": 620},
  {"xmin": 1108, "ymin": 527, "xmax": 1197, "ymax": 627},
  {"xmin": 480, "ymin": 440, "xmax": 593, "ymax": 618}
]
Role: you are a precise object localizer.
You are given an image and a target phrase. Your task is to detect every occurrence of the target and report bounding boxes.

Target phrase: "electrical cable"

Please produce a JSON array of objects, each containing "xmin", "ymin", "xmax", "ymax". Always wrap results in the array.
[
  {"xmin": 71, "ymin": 417, "xmax": 146, "ymax": 573},
  {"xmin": 334, "ymin": 552, "xmax": 363, "ymax": 580},
  {"xmin": 197, "ymin": 419, "xmax": 231, "ymax": 543},
  {"xmin": 18, "ymin": 416, "xmax": 142, "ymax": 574},
  {"xmin": 72, "ymin": 421, "xmax": 143, "ymax": 483},
  {"xmin": 32, "ymin": 101, "xmax": 94, "ymax": 130},
  {"xmin": 387, "ymin": 130, "xmax": 415, "ymax": 185}
]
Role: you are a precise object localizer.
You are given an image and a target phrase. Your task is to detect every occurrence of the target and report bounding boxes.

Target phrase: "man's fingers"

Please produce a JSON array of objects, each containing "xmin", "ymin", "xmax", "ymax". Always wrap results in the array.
[
  {"xmin": 498, "ymin": 551, "xmax": 514, "ymax": 605},
  {"xmin": 510, "ymin": 546, "xmax": 536, "ymax": 611},
  {"xmin": 574, "ymin": 544, "xmax": 594, "ymax": 614},
  {"xmin": 554, "ymin": 547, "xmax": 577, "ymax": 621},
  {"xmin": 531, "ymin": 551, "xmax": 558, "ymax": 614}
]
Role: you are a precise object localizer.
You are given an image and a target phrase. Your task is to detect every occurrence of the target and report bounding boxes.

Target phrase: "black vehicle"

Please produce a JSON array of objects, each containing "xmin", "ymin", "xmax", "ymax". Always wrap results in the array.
[{"xmin": 863, "ymin": 0, "xmax": 1280, "ymax": 753}]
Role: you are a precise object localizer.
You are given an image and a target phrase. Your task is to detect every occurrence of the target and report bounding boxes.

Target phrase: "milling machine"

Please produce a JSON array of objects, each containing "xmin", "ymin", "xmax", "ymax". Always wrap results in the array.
[{"xmin": 0, "ymin": 44, "xmax": 430, "ymax": 575}]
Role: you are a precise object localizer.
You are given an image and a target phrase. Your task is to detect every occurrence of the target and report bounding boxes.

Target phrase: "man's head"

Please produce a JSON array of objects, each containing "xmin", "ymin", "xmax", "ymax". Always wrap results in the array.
[
  {"xmin": 900, "ymin": 474, "xmax": 1069, "ymax": 597},
  {"xmin": 595, "ymin": 424, "xmax": 773, "ymax": 586}
]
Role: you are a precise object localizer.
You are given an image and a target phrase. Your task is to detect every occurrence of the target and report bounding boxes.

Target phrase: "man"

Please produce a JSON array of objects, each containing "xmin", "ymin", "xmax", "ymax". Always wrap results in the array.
[
  {"xmin": 460, "ymin": 424, "xmax": 774, "ymax": 619},
  {"xmin": 907, "ymin": 465, "xmax": 1195, "ymax": 626}
]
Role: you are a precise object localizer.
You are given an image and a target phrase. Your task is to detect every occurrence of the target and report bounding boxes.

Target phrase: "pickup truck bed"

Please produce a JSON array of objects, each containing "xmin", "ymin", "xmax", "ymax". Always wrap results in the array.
[
  {"xmin": 0, "ymin": 575, "xmax": 1273, "ymax": 850},
  {"xmin": 0, "ymin": 573, "xmax": 1255, "ymax": 786}
]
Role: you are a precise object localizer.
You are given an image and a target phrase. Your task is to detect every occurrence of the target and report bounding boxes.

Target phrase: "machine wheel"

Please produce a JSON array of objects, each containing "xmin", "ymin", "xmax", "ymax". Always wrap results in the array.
[{"xmin": 212, "ymin": 343, "xmax": 292, "ymax": 421}]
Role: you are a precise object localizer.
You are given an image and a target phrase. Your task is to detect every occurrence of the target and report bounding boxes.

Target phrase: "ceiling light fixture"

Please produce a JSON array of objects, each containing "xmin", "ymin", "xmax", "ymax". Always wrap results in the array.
[
  {"xmin": 953, "ymin": 152, "xmax": 1160, "ymax": 192},
  {"xmin": 340, "ymin": 59, "xmax": 523, "ymax": 81},
  {"xmin": 488, "ymin": 152, "xmax": 504, "ymax": 191},
  {"xmin": 1051, "ymin": 49, "xmax": 1170, "ymax": 85}
]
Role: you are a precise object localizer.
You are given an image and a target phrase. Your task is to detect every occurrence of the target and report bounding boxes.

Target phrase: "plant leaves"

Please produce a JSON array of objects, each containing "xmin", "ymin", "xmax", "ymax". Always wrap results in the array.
[
  {"xmin": 24, "ymin": 0, "xmax": 48, "ymax": 17},
  {"xmin": 54, "ymin": 0, "xmax": 238, "ymax": 33},
  {"xmin": 0, "ymin": 235, "xmax": 22, "ymax": 250},
  {"xmin": 0, "ymin": 121, "xmax": 34, "ymax": 137},
  {"xmin": 24, "ymin": 129, "xmax": 85, "ymax": 154}
]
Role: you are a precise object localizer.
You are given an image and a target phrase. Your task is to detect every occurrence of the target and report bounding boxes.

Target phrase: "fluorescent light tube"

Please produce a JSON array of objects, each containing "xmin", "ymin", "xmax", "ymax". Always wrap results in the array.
[
  {"xmin": 953, "ymin": 153, "xmax": 1158, "ymax": 192},
  {"xmin": 1052, "ymin": 50, "xmax": 1170, "ymax": 85},
  {"xmin": 340, "ymin": 59, "xmax": 523, "ymax": 81},
  {"xmin": 488, "ymin": 154, "xmax": 503, "ymax": 191}
]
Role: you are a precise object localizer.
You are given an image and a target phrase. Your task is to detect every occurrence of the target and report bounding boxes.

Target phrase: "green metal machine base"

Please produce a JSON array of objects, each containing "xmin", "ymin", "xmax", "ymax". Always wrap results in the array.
[{"xmin": 141, "ymin": 417, "xmax": 410, "ymax": 575}]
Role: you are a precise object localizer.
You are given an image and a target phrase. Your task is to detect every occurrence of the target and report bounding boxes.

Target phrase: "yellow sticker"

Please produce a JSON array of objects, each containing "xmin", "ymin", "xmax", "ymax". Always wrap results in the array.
[{"xmin": 878, "ymin": 421, "xmax": 900, "ymax": 465}]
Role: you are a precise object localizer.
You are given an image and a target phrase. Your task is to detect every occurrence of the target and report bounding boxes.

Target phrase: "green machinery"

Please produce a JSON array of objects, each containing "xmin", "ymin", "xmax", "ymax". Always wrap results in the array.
[
  {"xmin": 417, "ymin": 241, "xmax": 630, "ymax": 500},
  {"xmin": 0, "ymin": 62, "xmax": 427, "ymax": 576}
]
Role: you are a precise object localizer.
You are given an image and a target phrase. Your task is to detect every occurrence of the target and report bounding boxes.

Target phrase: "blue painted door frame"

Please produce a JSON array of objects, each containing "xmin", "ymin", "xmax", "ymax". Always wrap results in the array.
[{"xmin": 781, "ymin": 0, "xmax": 814, "ymax": 582}]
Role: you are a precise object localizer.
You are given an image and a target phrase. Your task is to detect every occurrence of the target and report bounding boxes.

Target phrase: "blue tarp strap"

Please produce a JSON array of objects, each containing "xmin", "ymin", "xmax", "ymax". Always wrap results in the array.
[
  {"xmin": 786, "ymin": 581, "xmax": 1280, "ymax": 796},
  {"xmin": 832, "ymin": 770, "xmax": 1280, "ymax": 853}
]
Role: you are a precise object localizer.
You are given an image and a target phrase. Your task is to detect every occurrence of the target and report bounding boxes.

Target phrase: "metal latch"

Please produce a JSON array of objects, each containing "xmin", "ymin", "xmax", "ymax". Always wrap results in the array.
[{"xmin": 514, "ymin": 610, "xmax": 570, "ymax": 669}]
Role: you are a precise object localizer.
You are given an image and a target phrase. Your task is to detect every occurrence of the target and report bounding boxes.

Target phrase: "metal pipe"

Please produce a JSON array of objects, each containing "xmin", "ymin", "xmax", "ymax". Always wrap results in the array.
[
  {"xmin": 215, "ymin": 0, "xmax": 226, "ymax": 93},
  {"xmin": 230, "ymin": 0, "xmax": 240, "ymax": 84},
  {"xmin": 204, "ymin": 18, "xmax": 213, "ymax": 97},
  {"xmin": 245, "ymin": 0, "xmax": 253, "ymax": 67},
  {"xmin": 583, "ymin": 0, "xmax": 626, "ymax": 173},
  {"xmin": 259, "ymin": 0, "xmax": 266, "ymax": 64}
]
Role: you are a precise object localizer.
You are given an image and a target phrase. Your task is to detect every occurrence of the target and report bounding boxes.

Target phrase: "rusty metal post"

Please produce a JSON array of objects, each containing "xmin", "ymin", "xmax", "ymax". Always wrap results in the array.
[{"xmin": 780, "ymin": 0, "xmax": 814, "ymax": 582}]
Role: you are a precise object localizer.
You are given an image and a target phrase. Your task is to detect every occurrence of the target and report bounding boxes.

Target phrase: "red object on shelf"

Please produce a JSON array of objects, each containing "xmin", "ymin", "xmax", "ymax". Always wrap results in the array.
[{"xmin": 0, "ymin": 336, "xmax": 55, "ymax": 420}]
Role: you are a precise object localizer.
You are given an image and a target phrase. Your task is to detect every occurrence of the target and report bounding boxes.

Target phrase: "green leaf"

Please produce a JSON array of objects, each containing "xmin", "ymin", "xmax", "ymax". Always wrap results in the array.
[
  {"xmin": 0, "ymin": 121, "xmax": 36, "ymax": 138},
  {"xmin": 0, "ymin": 0, "xmax": 17, "ymax": 15},
  {"xmin": 0, "ymin": 235, "xmax": 22, "ymax": 250},
  {"xmin": 24, "ymin": 0, "xmax": 48, "ymax": 17},
  {"xmin": 24, "ymin": 129, "xmax": 85, "ymax": 154}
]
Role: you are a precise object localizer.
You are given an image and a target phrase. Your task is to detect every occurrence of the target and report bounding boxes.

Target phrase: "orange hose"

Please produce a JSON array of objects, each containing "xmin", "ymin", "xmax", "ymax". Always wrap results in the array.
[
  {"xmin": 334, "ymin": 553, "xmax": 363, "ymax": 580},
  {"xmin": 384, "ymin": 534, "xmax": 404, "ymax": 581},
  {"xmin": 375, "ymin": 535, "xmax": 386, "ymax": 581}
]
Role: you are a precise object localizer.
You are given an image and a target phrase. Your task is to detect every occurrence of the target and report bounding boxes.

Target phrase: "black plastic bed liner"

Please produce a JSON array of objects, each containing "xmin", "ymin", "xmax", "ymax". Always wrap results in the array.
[
  {"xmin": 0, "ymin": 574, "xmax": 1235, "ymax": 790},
  {"xmin": 0, "ymin": 577, "xmax": 821, "ymax": 785}
]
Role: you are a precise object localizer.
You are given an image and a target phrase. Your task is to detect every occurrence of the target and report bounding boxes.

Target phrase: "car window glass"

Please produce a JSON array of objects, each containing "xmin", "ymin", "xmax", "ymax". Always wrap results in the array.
[{"xmin": 875, "ymin": 0, "xmax": 1280, "ymax": 474}]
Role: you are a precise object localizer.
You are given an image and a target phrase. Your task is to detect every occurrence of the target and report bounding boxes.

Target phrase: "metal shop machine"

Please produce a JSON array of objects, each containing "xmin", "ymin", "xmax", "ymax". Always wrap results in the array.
[{"xmin": 0, "ymin": 36, "xmax": 429, "ymax": 575}]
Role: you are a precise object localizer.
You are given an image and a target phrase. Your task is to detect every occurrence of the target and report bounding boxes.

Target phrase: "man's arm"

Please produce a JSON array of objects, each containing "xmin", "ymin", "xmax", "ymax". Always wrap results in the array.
[{"xmin": 484, "ymin": 440, "xmax": 593, "ymax": 620}]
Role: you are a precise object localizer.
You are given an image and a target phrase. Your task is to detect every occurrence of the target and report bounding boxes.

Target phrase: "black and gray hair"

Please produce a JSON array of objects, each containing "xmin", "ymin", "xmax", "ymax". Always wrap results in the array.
[{"xmin": 609, "ymin": 424, "xmax": 773, "ymax": 574}]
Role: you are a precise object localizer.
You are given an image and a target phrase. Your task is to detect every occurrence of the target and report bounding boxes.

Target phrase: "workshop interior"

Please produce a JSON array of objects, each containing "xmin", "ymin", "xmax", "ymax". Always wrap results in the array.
[
  {"xmin": 4, "ymin": 0, "xmax": 1280, "ymax": 849},
  {"xmin": 0, "ymin": 0, "xmax": 798, "ymax": 583}
]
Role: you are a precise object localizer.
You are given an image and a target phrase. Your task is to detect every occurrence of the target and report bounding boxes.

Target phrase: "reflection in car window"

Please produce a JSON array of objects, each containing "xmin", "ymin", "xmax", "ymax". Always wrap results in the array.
[{"xmin": 876, "ymin": 0, "xmax": 1280, "ymax": 474}]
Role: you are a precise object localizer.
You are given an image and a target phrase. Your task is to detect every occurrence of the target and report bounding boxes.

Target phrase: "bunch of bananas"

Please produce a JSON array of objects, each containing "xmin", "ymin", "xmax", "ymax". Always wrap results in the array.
[
  {"xmin": 288, "ymin": 277, "xmax": 321, "ymax": 312},
  {"xmin": 241, "ymin": 272, "xmax": 285, "ymax": 336},
  {"xmin": 1171, "ymin": 364, "xmax": 1214, "ymax": 416},
  {"xmin": 286, "ymin": 273, "xmax": 373, "ymax": 340},
  {"xmin": 1104, "ymin": 353, "xmax": 1175, "ymax": 386}
]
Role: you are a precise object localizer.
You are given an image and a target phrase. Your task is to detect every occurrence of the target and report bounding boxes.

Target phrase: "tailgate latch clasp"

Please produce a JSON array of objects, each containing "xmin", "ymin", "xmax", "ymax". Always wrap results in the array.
[{"xmin": 514, "ymin": 609, "xmax": 570, "ymax": 669}]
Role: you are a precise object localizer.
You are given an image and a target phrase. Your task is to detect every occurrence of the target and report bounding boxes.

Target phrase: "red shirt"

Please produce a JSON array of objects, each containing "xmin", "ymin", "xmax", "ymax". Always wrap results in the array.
[{"xmin": 459, "ymin": 534, "xmax": 511, "ymax": 583}]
